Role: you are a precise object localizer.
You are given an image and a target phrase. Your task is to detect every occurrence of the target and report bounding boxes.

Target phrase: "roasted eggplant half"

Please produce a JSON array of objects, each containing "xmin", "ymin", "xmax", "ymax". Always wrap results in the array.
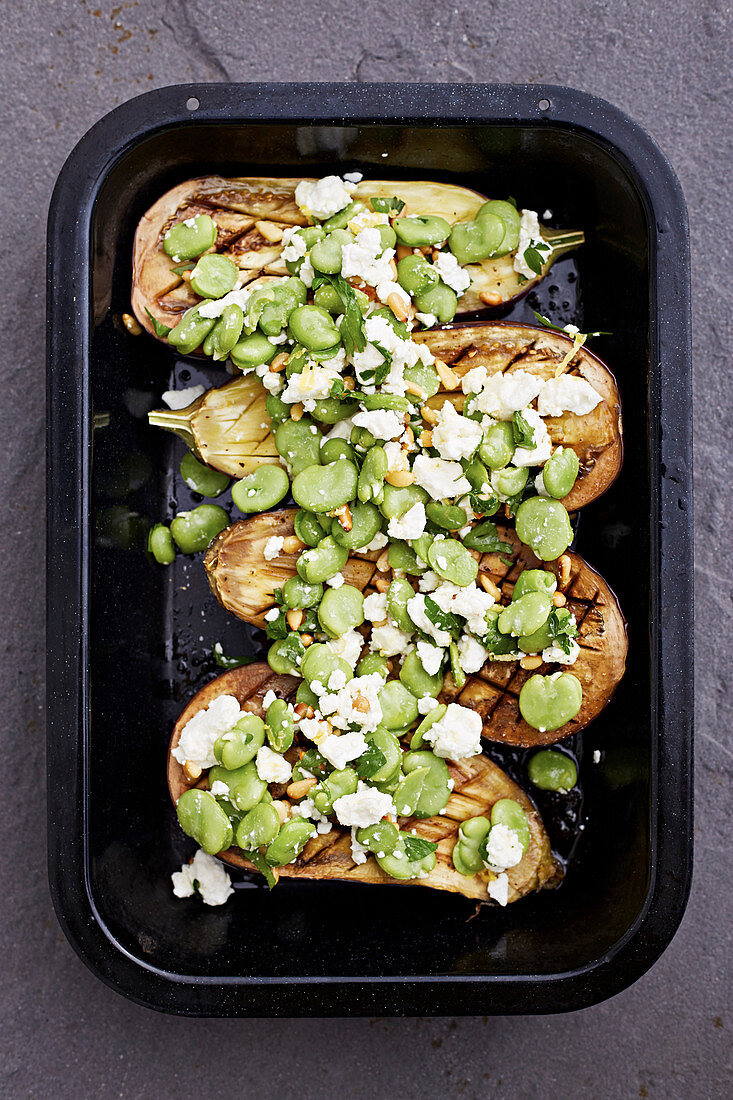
[
  {"xmin": 167, "ymin": 664, "xmax": 561, "ymax": 902},
  {"xmin": 204, "ymin": 512, "xmax": 627, "ymax": 747},
  {"xmin": 150, "ymin": 321, "xmax": 621, "ymax": 510},
  {"xmin": 132, "ymin": 176, "xmax": 583, "ymax": 340}
]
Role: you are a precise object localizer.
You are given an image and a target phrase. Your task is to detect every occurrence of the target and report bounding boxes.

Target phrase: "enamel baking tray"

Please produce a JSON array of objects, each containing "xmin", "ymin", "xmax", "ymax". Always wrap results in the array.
[{"xmin": 46, "ymin": 83, "xmax": 692, "ymax": 1016}]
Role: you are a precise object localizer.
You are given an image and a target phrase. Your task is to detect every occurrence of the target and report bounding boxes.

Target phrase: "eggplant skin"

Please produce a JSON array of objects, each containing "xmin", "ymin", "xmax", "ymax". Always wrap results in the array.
[
  {"xmin": 204, "ymin": 512, "xmax": 627, "ymax": 748},
  {"xmin": 168, "ymin": 665, "xmax": 561, "ymax": 904},
  {"xmin": 131, "ymin": 176, "xmax": 581, "ymax": 338}
]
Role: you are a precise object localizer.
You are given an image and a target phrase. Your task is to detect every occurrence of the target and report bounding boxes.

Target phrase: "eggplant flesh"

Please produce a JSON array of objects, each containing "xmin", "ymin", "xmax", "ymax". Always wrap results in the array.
[
  {"xmin": 204, "ymin": 512, "xmax": 627, "ymax": 748},
  {"xmin": 168, "ymin": 664, "xmax": 561, "ymax": 903},
  {"xmin": 131, "ymin": 176, "xmax": 583, "ymax": 338}
]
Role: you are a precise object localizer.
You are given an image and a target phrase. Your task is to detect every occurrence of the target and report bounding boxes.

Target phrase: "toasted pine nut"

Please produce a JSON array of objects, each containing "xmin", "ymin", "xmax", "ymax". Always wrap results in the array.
[
  {"xmin": 270, "ymin": 352, "xmax": 289, "ymax": 372},
  {"xmin": 271, "ymin": 799, "xmax": 292, "ymax": 825},
  {"xmin": 435, "ymin": 359, "xmax": 460, "ymax": 391},
  {"xmin": 183, "ymin": 761, "xmax": 202, "ymax": 782},
  {"xmin": 180, "ymin": 269, "xmax": 192, "ymax": 283},
  {"xmin": 343, "ymin": 376, "xmax": 356, "ymax": 390},
  {"xmin": 385, "ymin": 659, "xmax": 394, "ymax": 673},
  {"xmin": 396, "ymin": 244, "xmax": 411, "ymax": 262},
  {"xmin": 287, "ymin": 778, "xmax": 317, "ymax": 800},
  {"xmin": 420, "ymin": 429, "xmax": 433, "ymax": 448},
  {"xmin": 479, "ymin": 574, "xmax": 502, "ymax": 600},
  {"xmin": 122, "ymin": 312, "xmax": 142, "ymax": 335},
  {"xmin": 283, "ymin": 535, "xmax": 306, "ymax": 554},
  {"xmin": 352, "ymin": 694, "xmax": 370, "ymax": 713},
  {"xmin": 552, "ymin": 592, "xmax": 567, "ymax": 607},
  {"xmin": 559, "ymin": 554, "xmax": 572, "ymax": 587},
  {"xmin": 290, "ymin": 403, "xmax": 304, "ymax": 421},
  {"xmin": 294, "ymin": 702, "xmax": 315, "ymax": 719},
  {"xmin": 385, "ymin": 469, "xmax": 415, "ymax": 487},
  {"xmin": 389, "ymin": 258, "xmax": 398, "ymax": 278},
  {"xmin": 405, "ymin": 379, "xmax": 428, "ymax": 400},
  {"xmin": 331, "ymin": 503, "xmax": 352, "ymax": 531},
  {"xmin": 421, "ymin": 405, "xmax": 439, "ymax": 425},
  {"xmin": 403, "ymin": 426, "xmax": 415, "ymax": 447},
  {"xmin": 479, "ymin": 290, "xmax": 502, "ymax": 306},
  {"xmin": 371, "ymin": 617, "xmax": 388, "ymax": 629},
  {"xmin": 520, "ymin": 655, "xmax": 543, "ymax": 670},
  {"xmin": 286, "ymin": 608, "xmax": 304, "ymax": 630},
  {"xmin": 300, "ymin": 634, "xmax": 314, "ymax": 647},
  {"xmin": 375, "ymin": 576, "xmax": 391, "ymax": 593},
  {"xmin": 376, "ymin": 549, "xmax": 390, "ymax": 573},
  {"xmin": 387, "ymin": 292, "xmax": 409, "ymax": 322},
  {"xmin": 255, "ymin": 220, "xmax": 284, "ymax": 243}
]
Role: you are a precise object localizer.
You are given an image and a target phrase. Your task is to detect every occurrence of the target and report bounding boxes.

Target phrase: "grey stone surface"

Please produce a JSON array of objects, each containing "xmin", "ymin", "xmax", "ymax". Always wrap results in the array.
[{"xmin": 1, "ymin": 0, "xmax": 731, "ymax": 1096}]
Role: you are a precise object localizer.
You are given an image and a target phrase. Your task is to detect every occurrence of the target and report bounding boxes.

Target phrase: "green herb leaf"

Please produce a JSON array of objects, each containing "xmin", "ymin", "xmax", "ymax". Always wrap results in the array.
[
  {"xmin": 264, "ymin": 610, "xmax": 289, "ymax": 640},
  {"xmin": 371, "ymin": 196, "xmax": 405, "ymax": 215},
  {"xmin": 272, "ymin": 587, "xmax": 285, "ymax": 606},
  {"xmin": 355, "ymin": 743, "xmax": 387, "ymax": 780},
  {"xmin": 546, "ymin": 607, "xmax": 578, "ymax": 654},
  {"xmin": 243, "ymin": 849, "xmax": 278, "ymax": 889},
  {"xmin": 299, "ymin": 748, "xmax": 330, "ymax": 780},
  {"xmin": 521, "ymin": 242, "xmax": 551, "ymax": 277},
  {"xmin": 144, "ymin": 308, "xmax": 171, "ymax": 339},
  {"xmin": 403, "ymin": 834, "xmax": 439, "ymax": 861},
  {"xmin": 212, "ymin": 642, "xmax": 258, "ymax": 670},
  {"xmin": 506, "ymin": 196, "xmax": 518, "ymax": 209},
  {"xmin": 462, "ymin": 518, "xmax": 512, "ymax": 554},
  {"xmin": 512, "ymin": 409, "xmax": 536, "ymax": 448},
  {"xmin": 330, "ymin": 378, "xmax": 346, "ymax": 398},
  {"xmin": 424, "ymin": 596, "xmax": 462, "ymax": 640},
  {"xmin": 171, "ymin": 262, "xmax": 196, "ymax": 275},
  {"xmin": 468, "ymin": 491, "xmax": 501, "ymax": 518},
  {"xmin": 277, "ymin": 633, "xmax": 306, "ymax": 668},
  {"xmin": 334, "ymin": 275, "xmax": 367, "ymax": 358}
]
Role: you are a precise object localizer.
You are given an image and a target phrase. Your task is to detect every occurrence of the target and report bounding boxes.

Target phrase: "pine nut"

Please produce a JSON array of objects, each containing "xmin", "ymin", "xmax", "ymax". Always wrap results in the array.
[
  {"xmin": 271, "ymin": 799, "xmax": 292, "ymax": 825},
  {"xmin": 376, "ymin": 549, "xmax": 391, "ymax": 573},
  {"xmin": 520, "ymin": 655, "xmax": 543, "ymax": 670},
  {"xmin": 290, "ymin": 403, "xmax": 304, "ymax": 421},
  {"xmin": 403, "ymin": 426, "xmax": 415, "ymax": 447},
  {"xmin": 122, "ymin": 312, "xmax": 142, "ymax": 335},
  {"xmin": 420, "ymin": 429, "xmax": 433, "ymax": 448},
  {"xmin": 352, "ymin": 694, "xmax": 370, "ymax": 713},
  {"xmin": 479, "ymin": 574, "xmax": 502, "ymax": 600},
  {"xmin": 552, "ymin": 592, "xmax": 567, "ymax": 607},
  {"xmin": 300, "ymin": 634, "xmax": 314, "ymax": 647},
  {"xmin": 283, "ymin": 535, "xmax": 306, "ymax": 554},
  {"xmin": 559, "ymin": 554, "xmax": 572, "ymax": 587},
  {"xmin": 405, "ymin": 379, "xmax": 428, "ymax": 400},
  {"xmin": 387, "ymin": 292, "xmax": 409, "ymax": 322},
  {"xmin": 183, "ymin": 760, "xmax": 202, "ymax": 782},
  {"xmin": 343, "ymin": 376, "xmax": 356, "ymax": 390},
  {"xmin": 286, "ymin": 608, "xmax": 304, "ymax": 630},
  {"xmin": 271, "ymin": 352, "xmax": 289, "ymax": 372},
  {"xmin": 389, "ymin": 258, "xmax": 398, "ymax": 278},
  {"xmin": 286, "ymin": 778, "xmax": 317, "ymax": 800},
  {"xmin": 385, "ymin": 470, "xmax": 415, "ymax": 487},
  {"xmin": 479, "ymin": 290, "xmax": 502, "ymax": 306},
  {"xmin": 294, "ymin": 703, "xmax": 315, "ymax": 719},
  {"xmin": 421, "ymin": 405, "xmax": 439, "ymax": 424},
  {"xmin": 255, "ymin": 220, "xmax": 284, "ymax": 243},
  {"xmin": 396, "ymin": 244, "xmax": 411, "ymax": 261},
  {"xmin": 375, "ymin": 576, "xmax": 391, "ymax": 592},
  {"xmin": 331, "ymin": 503, "xmax": 352, "ymax": 531},
  {"xmin": 435, "ymin": 359, "xmax": 460, "ymax": 391}
]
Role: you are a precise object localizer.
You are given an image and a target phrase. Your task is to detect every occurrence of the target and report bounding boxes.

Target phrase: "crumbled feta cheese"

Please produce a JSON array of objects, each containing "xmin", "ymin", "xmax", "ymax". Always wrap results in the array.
[
  {"xmin": 333, "ymin": 781, "xmax": 395, "ymax": 828},
  {"xmin": 299, "ymin": 255, "xmax": 315, "ymax": 288},
  {"xmin": 255, "ymin": 745, "xmax": 292, "ymax": 784},
  {"xmin": 382, "ymin": 440, "xmax": 410, "ymax": 473},
  {"xmin": 341, "ymin": 227, "xmax": 395, "ymax": 287},
  {"xmin": 431, "ymin": 581, "xmax": 495, "ymax": 635},
  {"xmin": 210, "ymin": 779, "xmax": 230, "ymax": 798},
  {"xmin": 161, "ymin": 385, "xmax": 206, "ymax": 410},
  {"xmin": 483, "ymin": 823, "xmax": 524, "ymax": 871},
  {"xmin": 412, "ymin": 455, "xmax": 470, "ymax": 500},
  {"xmin": 268, "ymin": 332, "xmax": 289, "ymax": 345},
  {"xmin": 415, "ymin": 312, "xmax": 438, "ymax": 328},
  {"xmin": 418, "ymin": 571, "xmax": 440, "ymax": 593},
  {"xmin": 364, "ymin": 531, "xmax": 388, "ymax": 552},
  {"xmin": 292, "ymin": 797, "xmax": 333, "ymax": 833},
  {"xmin": 343, "ymin": 171, "xmax": 363, "ymax": 184},
  {"xmin": 352, "ymin": 408, "xmax": 404, "ymax": 441},
  {"xmin": 327, "ymin": 669, "xmax": 348, "ymax": 692},
  {"xmin": 431, "ymin": 401, "xmax": 483, "ymax": 462},
  {"xmin": 376, "ymin": 280, "xmax": 411, "ymax": 311},
  {"xmin": 263, "ymin": 535, "xmax": 284, "ymax": 561},
  {"xmin": 513, "ymin": 209, "xmax": 546, "ymax": 279},
  {"xmin": 172, "ymin": 694, "xmax": 243, "ymax": 770},
  {"xmin": 457, "ymin": 632, "xmax": 491, "ymax": 674},
  {"xmin": 512, "ymin": 407, "xmax": 553, "ymax": 467},
  {"xmin": 280, "ymin": 226, "xmax": 308, "ymax": 263},
  {"xmin": 350, "ymin": 826, "xmax": 370, "ymax": 863},
  {"xmin": 432, "ymin": 251, "xmax": 471, "ymax": 296},
  {"xmin": 327, "ymin": 629, "xmax": 364, "ymax": 668},
  {"xmin": 537, "ymin": 375, "xmax": 603, "ymax": 417},
  {"xmin": 416, "ymin": 640, "xmax": 445, "ymax": 677},
  {"xmin": 172, "ymin": 849, "xmax": 234, "ymax": 906},
  {"xmin": 264, "ymin": 607, "xmax": 280, "ymax": 623},
  {"xmin": 370, "ymin": 621, "xmax": 413, "ymax": 657},
  {"xmin": 326, "ymin": 573, "xmax": 344, "ymax": 588},
  {"xmin": 353, "ymin": 341, "xmax": 387, "ymax": 385},
  {"xmin": 461, "ymin": 366, "xmax": 488, "ymax": 395},
  {"xmin": 487, "ymin": 871, "xmax": 510, "ymax": 907},
  {"xmin": 422, "ymin": 702, "xmax": 482, "ymax": 761},
  {"xmin": 472, "ymin": 369, "xmax": 544, "ymax": 421},
  {"xmin": 593, "ymin": 749, "xmax": 601, "ymax": 763},
  {"xmin": 197, "ymin": 285, "xmax": 253, "ymax": 318},
  {"xmin": 320, "ymin": 730, "xmax": 369, "ymax": 770},
  {"xmin": 363, "ymin": 592, "xmax": 389, "ymax": 622},
  {"xmin": 534, "ymin": 470, "xmax": 550, "ymax": 496},
  {"xmin": 542, "ymin": 639, "xmax": 580, "ymax": 665},
  {"xmin": 282, "ymin": 360, "xmax": 341, "ymax": 405},
  {"xmin": 262, "ymin": 690, "xmax": 278, "ymax": 710},
  {"xmin": 330, "ymin": 674, "xmax": 384, "ymax": 733},
  {"xmin": 324, "ymin": 416, "xmax": 356, "ymax": 443},
  {"xmin": 388, "ymin": 501, "xmax": 427, "ymax": 540},
  {"xmin": 418, "ymin": 694, "xmax": 441, "ymax": 714},
  {"xmin": 406, "ymin": 593, "xmax": 452, "ymax": 647},
  {"xmin": 294, "ymin": 175, "xmax": 354, "ymax": 220}
]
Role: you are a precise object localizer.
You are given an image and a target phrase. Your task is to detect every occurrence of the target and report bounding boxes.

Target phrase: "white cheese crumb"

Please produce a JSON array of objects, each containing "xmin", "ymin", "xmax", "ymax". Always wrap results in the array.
[
  {"xmin": 412, "ymin": 455, "xmax": 471, "ymax": 500},
  {"xmin": 333, "ymin": 781, "xmax": 395, "ymax": 828},
  {"xmin": 483, "ymin": 823, "xmax": 524, "ymax": 871},
  {"xmin": 387, "ymin": 501, "xmax": 427, "ymax": 541},
  {"xmin": 294, "ymin": 175, "xmax": 355, "ymax": 220},
  {"xmin": 172, "ymin": 694, "xmax": 242, "ymax": 771},
  {"xmin": 423, "ymin": 702, "xmax": 482, "ymax": 761},
  {"xmin": 171, "ymin": 849, "xmax": 234, "ymax": 906},
  {"xmin": 255, "ymin": 745, "xmax": 292, "ymax": 784},
  {"xmin": 537, "ymin": 375, "xmax": 603, "ymax": 417},
  {"xmin": 432, "ymin": 251, "xmax": 471, "ymax": 296},
  {"xmin": 263, "ymin": 535, "xmax": 284, "ymax": 561},
  {"xmin": 487, "ymin": 871, "xmax": 509, "ymax": 907},
  {"xmin": 431, "ymin": 401, "xmax": 483, "ymax": 462},
  {"xmin": 320, "ymin": 730, "xmax": 368, "ymax": 770},
  {"xmin": 161, "ymin": 385, "xmax": 206, "ymax": 410}
]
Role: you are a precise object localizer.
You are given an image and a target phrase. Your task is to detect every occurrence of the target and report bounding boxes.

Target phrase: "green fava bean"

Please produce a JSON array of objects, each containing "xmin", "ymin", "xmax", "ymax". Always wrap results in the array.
[
  {"xmin": 309, "ymin": 229, "xmax": 353, "ymax": 275},
  {"xmin": 376, "ymin": 224, "xmax": 397, "ymax": 250},
  {"xmin": 323, "ymin": 201, "xmax": 365, "ymax": 231},
  {"xmin": 517, "ymin": 620, "xmax": 555, "ymax": 654},
  {"xmin": 296, "ymin": 536, "xmax": 349, "ymax": 584},
  {"xmin": 380, "ymin": 483, "xmax": 429, "ymax": 520},
  {"xmin": 180, "ymin": 451, "xmax": 231, "ymax": 497},
  {"xmin": 190, "ymin": 253, "xmax": 238, "ymax": 300},
  {"xmin": 387, "ymin": 541, "xmax": 427, "ymax": 575},
  {"xmin": 396, "ymin": 254, "xmax": 439, "ymax": 297},
  {"xmin": 490, "ymin": 798, "xmax": 531, "ymax": 852},
  {"xmin": 163, "ymin": 214, "xmax": 217, "ymax": 261},
  {"xmin": 448, "ymin": 219, "xmax": 496, "ymax": 264},
  {"xmin": 232, "ymin": 465, "xmax": 290, "ymax": 513},
  {"xmin": 265, "ymin": 818, "xmax": 316, "ymax": 866},
  {"xmin": 295, "ymin": 681, "xmax": 320, "ymax": 709},
  {"xmin": 395, "ymin": 751, "xmax": 451, "ymax": 818},
  {"xmin": 364, "ymin": 728, "xmax": 402, "ymax": 783},
  {"xmin": 528, "ymin": 749, "xmax": 578, "ymax": 792},
  {"xmin": 313, "ymin": 283, "xmax": 344, "ymax": 313},
  {"xmin": 176, "ymin": 789, "xmax": 233, "ymax": 855},
  {"xmin": 282, "ymin": 576, "xmax": 324, "ymax": 609},
  {"xmin": 300, "ymin": 642, "xmax": 353, "ymax": 687},
  {"xmin": 265, "ymin": 698, "xmax": 295, "ymax": 753},
  {"xmin": 356, "ymin": 653, "xmax": 390, "ymax": 679},
  {"xmin": 393, "ymin": 215, "xmax": 451, "ymax": 247},
  {"xmin": 265, "ymin": 394, "xmax": 290, "ymax": 424},
  {"xmin": 351, "ymin": 426, "xmax": 376, "ymax": 450},
  {"xmin": 170, "ymin": 504, "xmax": 229, "ymax": 554},
  {"xmin": 331, "ymin": 501, "xmax": 382, "ymax": 550},
  {"xmin": 267, "ymin": 635, "xmax": 305, "ymax": 675},
  {"xmin": 463, "ymin": 454, "xmax": 491, "ymax": 492},
  {"xmin": 318, "ymin": 584, "xmax": 365, "ymax": 636},
  {"xmin": 498, "ymin": 591, "xmax": 552, "ymax": 637},
  {"xmin": 292, "ymin": 461, "xmax": 358, "ymax": 513},
  {"xmin": 493, "ymin": 465, "xmax": 528, "ymax": 498},
  {"xmin": 320, "ymin": 437, "xmax": 357, "ymax": 465},
  {"xmin": 400, "ymin": 649, "xmax": 444, "ymax": 699},
  {"xmin": 542, "ymin": 447, "xmax": 580, "ymax": 499},
  {"xmin": 378, "ymin": 680, "xmax": 419, "ymax": 731},
  {"xmin": 288, "ymin": 305, "xmax": 341, "ymax": 352},
  {"xmin": 167, "ymin": 305, "xmax": 216, "ymax": 355},
  {"xmin": 230, "ymin": 330, "xmax": 276, "ymax": 370},
  {"xmin": 387, "ymin": 577, "xmax": 416, "ymax": 632},
  {"xmin": 202, "ymin": 303, "xmax": 245, "ymax": 360},
  {"xmin": 276, "ymin": 417, "xmax": 323, "ymax": 476},
  {"xmin": 451, "ymin": 815, "xmax": 492, "ymax": 876},
  {"xmin": 427, "ymin": 538, "xmax": 478, "ymax": 587},
  {"xmin": 311, "ymin": 767, "xmax": 358, "ymax": 815},
  {"xmin": 403, "ymin": 360, "xmax": 440, "ymax": 399},
  {"xmin": 409, "ymin": 704, "xmax": 446, "ymax": 750},
  {"xmin": 236, "ymin": 802, "xmax": 281, "ymax": 850},
  {"xmin": 214, "ymin": 714, "xmax": 266, "ymax": 770},
  {"xmin": 209, "ymin": 761, "xmax": 267, "ymax": 813},
  {"xmin": 356, "ymin": 820, "xmax": 399, "ymax": 856},
  {"xmin": 311, "ymin": 397, "xmax": 358, "ymax": 425},
  {"xmin": 358, "ymin": 445, "xmax": 388, "ymax": 503},
  {"xmin": 515, "ymin": 497, "xmax": 574, "ymax": 561},
  {"xmin": 480, "ymin": 200, "xmax": 521, "ymax": 254},
  {"xmin": 519, "ymin": 672, "xmax": 583, "ymax": 732},
  {"xmin": 414, "ymin": 281, "xmax": 458, "ymax": 324},
  {"xmin": 425, "ymin": 502, "xmax": 468, "ymax": 531},
  {"xmin": 376, "ymin": 835, "xmax": 436, "ymax": 880},
  {"xmin": 480, "ymin": 422, "xmax": 516, "ymax": 470},
  {"xmin": 513, "ymin": 568, "xmax": 557, "ymax": 601},
  {"xmin": 482, "ymin": 606, "xmax": 519, "ymax": 656},
  {"xmin": 294, "ymin": 509, "xmax": 330, "ymax": 548},
  {"xmin": 147, "ymin": 523, "xmax": 175, "ymax": 565}
]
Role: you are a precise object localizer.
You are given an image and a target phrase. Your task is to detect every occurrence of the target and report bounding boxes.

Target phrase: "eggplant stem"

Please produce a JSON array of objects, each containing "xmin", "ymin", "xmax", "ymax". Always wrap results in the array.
[
  {"xmin": 547, "ymin": 229, "xmax": 585, "ymax": 258},
  {"xmin": 148, "ymin": 408, "xmax": 196, "ymax": 450}
]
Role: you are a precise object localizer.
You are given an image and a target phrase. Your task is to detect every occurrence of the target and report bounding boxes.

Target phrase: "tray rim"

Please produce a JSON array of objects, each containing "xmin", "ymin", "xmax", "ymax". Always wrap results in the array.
[{"xmin": 46, "ymin": 81, "xmax": 693, "ymax": 1017}]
